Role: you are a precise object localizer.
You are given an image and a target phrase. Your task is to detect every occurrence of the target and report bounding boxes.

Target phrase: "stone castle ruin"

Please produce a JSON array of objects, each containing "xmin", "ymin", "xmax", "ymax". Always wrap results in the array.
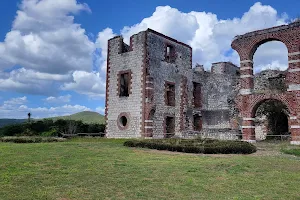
[{"xmin": 105, "ymin": 22, "xmax": 300, "ymax": 144}]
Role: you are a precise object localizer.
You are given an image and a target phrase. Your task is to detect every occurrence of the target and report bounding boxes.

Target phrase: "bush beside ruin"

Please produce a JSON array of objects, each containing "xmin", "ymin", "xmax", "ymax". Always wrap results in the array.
[
  {"xmin": 124, "ymin": 139, "xmax": 257, "ymax": 154},
  {"xmin": 0, "ymin": 136, "xmax": 66, "ymax": 143}
]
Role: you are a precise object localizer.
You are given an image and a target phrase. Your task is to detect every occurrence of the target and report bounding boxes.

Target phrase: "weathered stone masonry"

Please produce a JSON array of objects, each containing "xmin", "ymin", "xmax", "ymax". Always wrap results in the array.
[
  {"xmin": 232, "ymin": 21, "xmax": 300, "ymax": 144},
  {"xmin": 106, "ymin": 22, "xmax": 300, "ymax": 144}
]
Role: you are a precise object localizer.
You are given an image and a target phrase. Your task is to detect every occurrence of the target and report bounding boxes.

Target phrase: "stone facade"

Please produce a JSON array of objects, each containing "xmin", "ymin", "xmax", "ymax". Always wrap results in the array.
[
  {"xmin": 232, "ymin": 21, "xmax": 300, "ymax": 144},
  {"xmin": 105, "ymin": 32, "xmax": 146, "ymax": 138},
  {"xmin": 106, "ymin": 22, "xmax": 300, "ymax": 144},
  {"xmin": 105, "ymin": 29, "xmax": 240, "ymax": 139}
]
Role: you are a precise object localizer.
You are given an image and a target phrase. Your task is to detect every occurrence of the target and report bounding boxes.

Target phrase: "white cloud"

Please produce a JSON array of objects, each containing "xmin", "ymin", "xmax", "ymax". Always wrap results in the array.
[
  {"xmin": 0, "ymin": 68, "xmax": 71, "ymax": 95},
  {"xmin": 0, "ymin": 0, "xmax": 101, "ymax": 97},
  {"xmin": 0, "ymin": 0, "xmax": 94, "ymax": 74},
  {"xmin": 0, "ymin": 96, "xmax": 92, "ymax": 119},
  {"xmin": 3, "ymin": 96, "xmax": 27, "ymax": 107},
  {"xmin": 253, "ymin": 41, "xmax": 288, "ymax": 73},
  {"xmin": 112, "ymin": 2, "xmax": 289, "ymax": 71},
  {"xmin": 61, "ymin": 71, "xmax": 106, "ymax": 98},
  {"xmin": 96, "ymin": 106, "xmax": 105, "ymax": 114},
  {"xmin": 95, "ymin": 28, "xmax": 116, "ymax": 74},
  {"xmin": 0, "ymin": 1, "xmax": 292, "ymax": 100},
  {"xmin": 121, "ymin": 6, "xmax": 198, "ymax": 44},
  {"xmin": 44, "ymin": 95, "xmax": 71, "ymax": 104}
]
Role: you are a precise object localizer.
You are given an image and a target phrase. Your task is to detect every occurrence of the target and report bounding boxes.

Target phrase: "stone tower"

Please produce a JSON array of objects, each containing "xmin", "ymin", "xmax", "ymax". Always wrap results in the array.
[{"xmin": 105, "ymin": 29, "xmax": 192, "ymax": 138}]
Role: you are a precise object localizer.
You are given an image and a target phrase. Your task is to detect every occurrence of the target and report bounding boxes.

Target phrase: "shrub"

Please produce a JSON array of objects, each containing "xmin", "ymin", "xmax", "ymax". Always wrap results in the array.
[
  {"xmin": 0, "ymin": 136, "xmax": 66, "ymax": 143},
  {"xmin": 40, "ymin": 129, "xmax": 58, "ymax": 137},
  {"xmin": 123, "ymin": 139, "xmax": 256, "ymax": 154},
  {"xmin": 0, "ymin": 124, "xmax": 23, "ymax": 136},
  {"xmin": 281, "ymin": 148, "xmax": 300, "ymax": 156},
  {"xmin": 0, "ymin": 119, "xmax": 106, "ymax": 137},
  {"xmin": 123, "ymin": 140, "xmax": 138, "ymax": 147}
]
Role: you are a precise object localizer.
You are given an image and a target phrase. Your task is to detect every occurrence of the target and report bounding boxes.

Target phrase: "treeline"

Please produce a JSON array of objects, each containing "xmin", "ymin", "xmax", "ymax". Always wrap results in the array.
[{"xmin": 0, "ymin": 119, "xmax": 105, "ymax": 137}]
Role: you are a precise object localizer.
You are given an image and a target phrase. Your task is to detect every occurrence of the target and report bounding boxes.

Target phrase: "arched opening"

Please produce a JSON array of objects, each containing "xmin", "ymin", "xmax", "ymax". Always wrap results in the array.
[
  {"xmin": 253, "ymin": 41, "xmax": 288, "ymax": 74},
  {"xmin": 120, "ymin": 116, "xmax": 128, "ymax": 127},
  {"xmin": 253, "ymin": 99, "xmax": 290, "ymax": 141},
  {"xmin": 117, "ymin": 112, "xmax": 130, "ymax": 130},
  {"xmin": 149, "ymin": 109, "xmax": 155, "ymax": 120}
]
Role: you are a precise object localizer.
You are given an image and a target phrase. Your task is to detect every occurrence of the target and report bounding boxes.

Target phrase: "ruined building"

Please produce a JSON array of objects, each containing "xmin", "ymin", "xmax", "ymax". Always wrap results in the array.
[{"xmin": 105, "ymin": 21, "xmax": 300, "ymax": 144}]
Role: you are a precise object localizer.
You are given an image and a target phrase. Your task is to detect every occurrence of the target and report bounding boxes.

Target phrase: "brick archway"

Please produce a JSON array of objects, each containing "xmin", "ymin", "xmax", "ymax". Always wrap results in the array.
[
  {"xmin": 246, "ymin": 96, "xmax": 291, "ymax": 141},
  {"xmin": 250, "ymin": 97, "xmax": 291, "ymax": 118},
  {"xmin": 232, "ymin": 22, "xmax": 300, "ymax": 144}
]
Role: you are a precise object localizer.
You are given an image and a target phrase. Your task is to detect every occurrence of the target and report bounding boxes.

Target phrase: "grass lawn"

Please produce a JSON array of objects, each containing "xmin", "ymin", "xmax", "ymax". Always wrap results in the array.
[
  {"xmin": 281, "ymin": 148, "xmax": 300, "ymax": 156},
  {"xmin": 0, "ymin": 138, "xmax": 300, "ymax": 200}
]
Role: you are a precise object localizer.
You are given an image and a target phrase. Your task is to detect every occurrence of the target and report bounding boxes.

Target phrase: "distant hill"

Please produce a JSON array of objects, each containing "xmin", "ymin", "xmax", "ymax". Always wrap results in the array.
[
  {"xmin": 0, "ymin": 111, "xmax": 105, "ymax": 128},
  {"xmin": 0, "ymin": 119, "xmax": 27, "ymax": 128},
  {"xmin": 49, "ymin": 111, "xmax": 105, "ymax": 124}
]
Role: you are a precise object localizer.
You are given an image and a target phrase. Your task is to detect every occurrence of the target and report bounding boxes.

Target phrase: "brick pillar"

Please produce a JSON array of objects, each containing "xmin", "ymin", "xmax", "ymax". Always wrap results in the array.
[
  {"xmin": 145, "ymin": 75, "xmax": 154, "ymax": 100},
  {"xmin": 286, "ymin": 51, "xmax": 300, "ymax": 145},
  {"xmin": 144, "ymin": 75, "xmax": 154, "ymax": 137},
  {"xmin": 289, "ymin": 115, "xmax": 300, "ymax": 145},
  {"xmin": 239, "ymin": 60, "xmax": 254, "ymax": 95},
  {"xmin": 287, "ymin": 51, "xmax": 300, "ymax": 91},
  {"xmin": 239, "ymin": 60, "xmax": 256, "ymax": 143},
  {"xmin": 144, "ymin": 119, "xmax": 153, "ymax": 137},
  {"xmin": 241, "ymin": 117, "xmax": 256, "ymax": 143}
]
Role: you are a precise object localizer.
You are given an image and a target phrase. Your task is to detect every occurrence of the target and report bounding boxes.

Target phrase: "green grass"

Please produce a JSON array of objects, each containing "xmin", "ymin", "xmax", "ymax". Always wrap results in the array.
[
  {"xmin": 47, "ymin": 111, "xmax": 105, "ymax": 124},
  {"xmin": 0, "ymin": 136, "xmax": 66, "ymax": 143},
  {"xmin": 0, "ymin": 138, "xmax": 300, "ymax": 200},
  {"xmin": 281, "ymin": 148, "xmax": 300, "ymax": 156}
]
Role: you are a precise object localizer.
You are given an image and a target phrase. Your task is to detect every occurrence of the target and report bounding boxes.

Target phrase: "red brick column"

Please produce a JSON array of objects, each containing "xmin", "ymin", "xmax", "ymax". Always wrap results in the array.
[
  {"xmin": 241, "ymin": 117, "xmax": 256, "ymax": 142},
  {"xmin": 289, "ymin": 115, "xmax": 300, "ymax": 144},
  {"xmin": 287, "ymin": 51, "xmax": 300, "ymax": 145},
  {"xmin": 287, "ymin": 51, "xmax": 300, "ymax": 92},
  {"xmin": 144, "ymin": 75, "xmax": 154, "ymax": 137},
  {"xmin": 239, "ymin": 60, "xmax": 254, "ymax": 95},
  {"xmin": 239, "ymin": 60, "xmax": 256, "ymax": 143}
]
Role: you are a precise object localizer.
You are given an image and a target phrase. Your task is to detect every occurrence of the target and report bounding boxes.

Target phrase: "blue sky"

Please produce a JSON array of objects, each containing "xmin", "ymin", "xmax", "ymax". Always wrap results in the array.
[{"xmin": 0, "ymin": 0, "xmax": 298, "ymax": 119}]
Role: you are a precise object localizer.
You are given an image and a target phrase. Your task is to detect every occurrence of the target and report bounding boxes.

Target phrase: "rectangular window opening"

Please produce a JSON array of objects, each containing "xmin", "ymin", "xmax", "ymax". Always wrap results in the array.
[
  {"xmin": 120, "ymin": 72, "xmax": 130, "ymax": 97},
  {"xmin": 193, "ymin": 115, "xmax": 202, "ymax": 131},
  {"xmin": 166, "ymin": 83, "xmax": 175, "ymax": 106},
  {"xmin": 193, "ymin": 82, "xmax": 201, "ymax": 108},
  {"xmin": 166, "ymin": 116, "xmax": 175, "ymax": 137},
  {"xmin": 166, "ymin": 45, "xmax": 174, "ymax": 62}
]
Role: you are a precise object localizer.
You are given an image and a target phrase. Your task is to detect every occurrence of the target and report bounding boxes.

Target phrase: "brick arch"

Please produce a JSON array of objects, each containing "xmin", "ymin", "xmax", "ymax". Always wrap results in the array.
[
  {"xmin": 232, "ymin": 22, "xmax": 300, "ymax": 61},
  {"xmin": 249, "ymin": 38, "xmax": 289, "ymax": 61},
  {"xmin": 237, "ymin": 93, "xmax": 296, "ymax": 117},
  {"xmin": 250, "ymin": 97, "xmax": 291, "ymax": 118},
  {"xmin": 232, "ymin": 22, "xmax": 300, "ymax": 144}
]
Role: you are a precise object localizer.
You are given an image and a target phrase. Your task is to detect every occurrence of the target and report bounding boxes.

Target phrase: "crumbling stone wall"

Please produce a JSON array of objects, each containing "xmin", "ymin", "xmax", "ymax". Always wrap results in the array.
[
  {"xmin": 106, "ymin": 29, "xmax": 241, "ymax": 140},
  {"xmin": 106, "ymin": 29, "xmax": 193, "ymax": 138},
  {"xmin": 232, "ymin": 21, "xmax": 300, "ymax": 144},
  {"xmin": 106, "ymin": 22, "xmax": 300, "ymax": 144},
  {"xmin": 254, "ymin": 70, "xmax": 287, "ymax": 93},
  {"xmin": 105, "ymin": 32, "xmax": 146, "ymax": 138},
  {"xmin": 145, "ymin": 30, "xmax": 193, "ymax": 138},
  {"xmin": 191, "ymin": 62, "xmax": 240, "ymax": 140},
  {"xmin": 254, "ymin": 115, "xmax": 269, "ymax": 141}
]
